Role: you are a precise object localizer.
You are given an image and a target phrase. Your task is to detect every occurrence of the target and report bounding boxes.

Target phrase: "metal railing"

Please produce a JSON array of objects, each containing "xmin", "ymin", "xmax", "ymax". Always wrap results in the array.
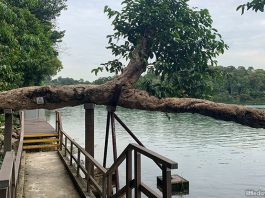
[
  {"xmin": 56, "ymin": 111, "xmax": 178, "ymax": 198},
  {"xmin": 0, "ymin": 112, "xmax": 24, "ymax": 198}
]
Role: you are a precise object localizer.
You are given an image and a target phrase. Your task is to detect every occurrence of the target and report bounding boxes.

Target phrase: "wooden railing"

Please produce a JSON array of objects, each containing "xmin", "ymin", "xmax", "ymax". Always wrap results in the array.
[
  {"xmin": 59, "ymin": 129, "xmax": 108, "ymax": 196},
  {"xmin": 0, "ymin": 111, "xmax": 24, "ymax": 198},
  {"xmin": 56, "ymin": 112, "xmax": 178, "ymax": 198}
]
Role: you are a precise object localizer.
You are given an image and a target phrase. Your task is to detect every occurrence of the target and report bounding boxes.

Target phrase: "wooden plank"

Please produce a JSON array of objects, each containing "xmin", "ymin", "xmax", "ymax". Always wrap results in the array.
[
  {"xmin": 23, "ymin": 144, "xmax": 59, "ymax": 150},
  {"xmin": 24, "ymin": 134, "xmax": 58, "ymax": 138},
  {"xmin": 24, "ymin": 119, "xmax": 56, "ymax": 135},
  {"xmin": 23, "ymin": 138, "xmax": 59, "ymax": 144}
]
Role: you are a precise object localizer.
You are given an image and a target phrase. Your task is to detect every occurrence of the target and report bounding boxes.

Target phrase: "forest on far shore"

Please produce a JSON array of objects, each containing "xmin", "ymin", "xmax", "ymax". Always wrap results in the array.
[{"xmin": 45, "ymin": 65, "xmax": 265, "ymax": 105}]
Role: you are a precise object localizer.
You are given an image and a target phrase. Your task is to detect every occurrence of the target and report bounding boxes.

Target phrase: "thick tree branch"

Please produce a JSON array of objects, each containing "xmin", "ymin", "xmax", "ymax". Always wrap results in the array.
[
  {"xmin": 0, "ymin": 84, "xmax": 265, "ymax": 128},
  {"xmin": 119, "ymin": 88, "xmax": 265, "ymax": 128}
]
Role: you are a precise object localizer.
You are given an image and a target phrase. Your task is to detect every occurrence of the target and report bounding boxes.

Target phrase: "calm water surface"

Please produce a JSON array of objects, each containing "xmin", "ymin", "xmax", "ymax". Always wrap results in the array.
[{"xmin": 46, "ymin": 105, "xmax": 265, "ymax": 198}]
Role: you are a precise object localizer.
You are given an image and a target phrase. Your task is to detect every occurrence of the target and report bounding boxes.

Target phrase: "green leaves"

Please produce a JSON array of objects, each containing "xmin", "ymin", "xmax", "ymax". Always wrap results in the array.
[
  {"xmin": 237, "ymin": 0, "xmax": 265, "ymax": 14},
  {"xmin": 0, "ymin": 0, "xmax": 65, "ymax": 90},
  {"xmin": 91, "ymin": 67, "xmax": 104, "ymax": 76}
]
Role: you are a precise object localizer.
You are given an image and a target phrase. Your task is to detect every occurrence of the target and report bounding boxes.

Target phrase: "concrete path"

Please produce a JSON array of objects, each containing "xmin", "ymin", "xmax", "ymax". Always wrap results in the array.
[{"xmin": 24, "ymin": 151, "xmax": 80, "ymax": 198}]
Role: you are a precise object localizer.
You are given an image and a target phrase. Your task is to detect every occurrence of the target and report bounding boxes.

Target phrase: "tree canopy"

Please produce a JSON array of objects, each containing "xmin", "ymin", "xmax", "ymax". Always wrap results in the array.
[
  {"xmin": 0, "ymin": 0, "xmax": 66, "ymax": 90},
  {"xmin": 93, "ymin": 0, "xmax": 228, "ymax": 98}
]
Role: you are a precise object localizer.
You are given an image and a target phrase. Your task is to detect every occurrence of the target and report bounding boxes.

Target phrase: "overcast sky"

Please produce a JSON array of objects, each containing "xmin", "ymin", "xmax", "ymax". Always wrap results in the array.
[{"xmin": 56, "ymin": 0, "xmax": 265, "ymax": 81}]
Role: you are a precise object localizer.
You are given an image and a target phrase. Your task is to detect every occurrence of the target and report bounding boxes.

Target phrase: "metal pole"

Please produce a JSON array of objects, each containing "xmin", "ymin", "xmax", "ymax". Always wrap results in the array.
[
  {"xmin": 4, "ymin": 109, "xmax": 13, "ymax": 154},
  {"xmin": 84, "ymin": 103, "xmax": 95, "ymax": 177}
]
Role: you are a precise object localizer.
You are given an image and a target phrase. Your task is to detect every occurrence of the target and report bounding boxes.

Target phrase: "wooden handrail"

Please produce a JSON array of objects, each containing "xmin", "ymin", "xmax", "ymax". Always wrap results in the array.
[
  {"xmin": 61, "ymin": 130, "xmax": 107, "ymax": 175},
  {"xmin": 0, "ymin": 152, "xmax": 15, "ymax": 188},
  {"xmin": 0, "ymin": 111, "xmax": 24, "ymax": 198},
  {"xmin": 107, "ymin": 143, "xmax": 177, "ymax": 176},
  {"xmin": 129, "ymin": 144, "xmax": 178, "ymax": 169},
  {"xmin": 15, "ymin": 111, "xmax": 24, "ymax": 183},
  {"xmin": 106, "ymin": 143, "xmax": 177, "ymax": 198}
]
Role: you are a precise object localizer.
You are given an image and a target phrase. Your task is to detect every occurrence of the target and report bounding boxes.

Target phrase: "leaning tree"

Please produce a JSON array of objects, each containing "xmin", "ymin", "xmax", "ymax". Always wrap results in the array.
[{"xmin": 1, "ymin": 0, "xmax": 265, "ymax": 128}]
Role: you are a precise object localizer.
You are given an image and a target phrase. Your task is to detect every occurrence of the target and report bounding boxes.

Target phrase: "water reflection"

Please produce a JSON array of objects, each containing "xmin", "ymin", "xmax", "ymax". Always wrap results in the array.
[{"xmin": 46, "ymin": 105, "xmax": 265, "ymax": 198}]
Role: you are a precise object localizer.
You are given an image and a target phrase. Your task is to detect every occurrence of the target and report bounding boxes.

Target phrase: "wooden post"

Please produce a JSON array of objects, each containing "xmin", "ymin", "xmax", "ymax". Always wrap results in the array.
[
  {"xmin": 84, "ymin": 103, "xmax": 95, "ymax": 177},
  {"xmin": 126, "ymin": 150, "xmax": 132, "ymax": 198},
  {"xmin": 162, "ymin": 165, "xmax": 172, "ymax": 198},
  {"xmin": 135, "ymin": 151, "xmax": 141, "ymax": 198},
  {"xmin": 4, "ymin": 109, "xmax": 13, "ymax": 154}
]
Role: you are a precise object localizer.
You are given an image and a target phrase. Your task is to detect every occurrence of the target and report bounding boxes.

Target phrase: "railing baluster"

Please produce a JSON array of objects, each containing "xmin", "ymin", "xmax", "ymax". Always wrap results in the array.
[
  {"xmin": 77, "ymin": 149, "xmax": 81, "ymax": 177},
  {"xmin": 86, "ymin": 159, "xmax": 91, "ymax": 192},
  {"xmin": 162, "ymin": 165, "xmax": 172, "ymax": 198},
  {"xmin": 107, "ymin": 174, "xmax": 112, "ymax": 197},
  {"xmin": 70, "ymin": 142, "xmax": 73, "ymax": 166},
  {"xmin": 126, "ymin": 149, "xmax": 132, "ymax": 198},
  {"xmin": 64, "ymin": 136, "xmax": 67, "ymax": 157},
  {"xmin": 135, "ymin": 151, "xmax": 141, "ymax": 198},
  {"xmin": 12, "ymin": 160, "xmax": 15, "ymax": 198},
  {"xmin": 55, "ymin": 112, "xmax": 58, "ymax": 133},
  {"xmin": 57, "ymin": 112, "xmax": 63, "ymax": 151},
  {"xmin": 0, "ymin": 188, "xmax": 7, "ymax": 198},
  {"xmin": 102, "ymin": 176, "xmax": 107, "ymax": 198}
]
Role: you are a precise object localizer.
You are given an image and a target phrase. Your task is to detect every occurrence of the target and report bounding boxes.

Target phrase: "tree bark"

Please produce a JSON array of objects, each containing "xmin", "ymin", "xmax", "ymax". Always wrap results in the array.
[{"xmin": 0, "ymin": 84, "xmax": 265, "ymax": 128}]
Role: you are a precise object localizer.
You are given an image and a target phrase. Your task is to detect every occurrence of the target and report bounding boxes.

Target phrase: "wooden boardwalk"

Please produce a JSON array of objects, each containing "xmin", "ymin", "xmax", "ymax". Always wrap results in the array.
[
  {"xmin": 23, "ymin": 119, "xmax": 59, "ymax": 150},
  {"xmin": 24, "ymin": 119, "xmax": 56, "ymax": 135},
  {"xmin": 23, "ymin": 118, "xmax": 81, "ymax": 198}
]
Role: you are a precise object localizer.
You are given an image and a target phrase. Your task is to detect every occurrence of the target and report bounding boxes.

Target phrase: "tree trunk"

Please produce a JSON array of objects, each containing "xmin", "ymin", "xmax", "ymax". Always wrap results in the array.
[
  {"xmin": 0, "ymin": 84, "xmax": 265, "ymax": 128},
  {"xmin": 0, "ymin": 39, "xmax": 265, "ymax": 128}
]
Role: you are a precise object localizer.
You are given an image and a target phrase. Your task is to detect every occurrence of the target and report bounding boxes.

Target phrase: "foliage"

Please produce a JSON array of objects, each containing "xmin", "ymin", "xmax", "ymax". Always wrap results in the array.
[
  {"xmin": 137, "ymin": 65, "xmax": 265, "ymax": 104},
  {"xmin": 211, "ymin": 66, "xmax": 265, "ymax": 104},
  {"xmin": 0, "ymin": 0, "xmax": 66, "ymax": 90},
  {"xmin": 9, "ymin": 0, "xmax": 67, "ymax": 22},
  {"xmin": 93, "ymin": 0, "xmax": 227, "ymax": 98},
  {"xmin": 237, "ymin": 0, "xmax": 265, "ymax": 14},
  {"xmin": 45, "ymin": 76, "xmax": 90, "ymax": 85},
  {"xmin": 45, "ymin": 76, "xmax": 114, "ymax": 85},
  {"xmin": 93, "ymin": 76, "xmax": 115, "ymax": 85}
]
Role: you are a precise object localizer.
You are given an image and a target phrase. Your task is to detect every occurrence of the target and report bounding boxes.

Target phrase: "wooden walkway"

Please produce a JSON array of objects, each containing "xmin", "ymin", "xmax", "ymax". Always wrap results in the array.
[
  {"xmin": 24, "ymin": 119, "xmax": 56, "ymax": 135},
  {"xmin": 23, "ymin": 118, "xmax": 80, "ymax": 198},
  {"xmin": 23, "ymin": 119, "xmax": 59, "ymax": 150}
]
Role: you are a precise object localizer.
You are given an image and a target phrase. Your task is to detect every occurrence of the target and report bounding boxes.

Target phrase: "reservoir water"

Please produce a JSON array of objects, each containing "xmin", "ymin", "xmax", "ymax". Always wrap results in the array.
[{"xmin": 46, "ymin": 105, "xmax": 265, "ymax": 198}]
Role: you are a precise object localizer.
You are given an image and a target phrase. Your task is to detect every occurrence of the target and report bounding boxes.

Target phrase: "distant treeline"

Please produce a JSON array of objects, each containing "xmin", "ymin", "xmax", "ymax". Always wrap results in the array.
[
  {"xmin": 136, "ymin": 65, "xmax": 265, "ymax": 104},
  {"xmin": 47, "ymin": 66, "xmax": 265, "ymax": 104},
  {"xmin": 211, "ymin": 66, "xmax": 265, "ymax": 104},
  {"xmin": 45, "ymin": 76, "xmax": 114, "ymax": 85}
]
